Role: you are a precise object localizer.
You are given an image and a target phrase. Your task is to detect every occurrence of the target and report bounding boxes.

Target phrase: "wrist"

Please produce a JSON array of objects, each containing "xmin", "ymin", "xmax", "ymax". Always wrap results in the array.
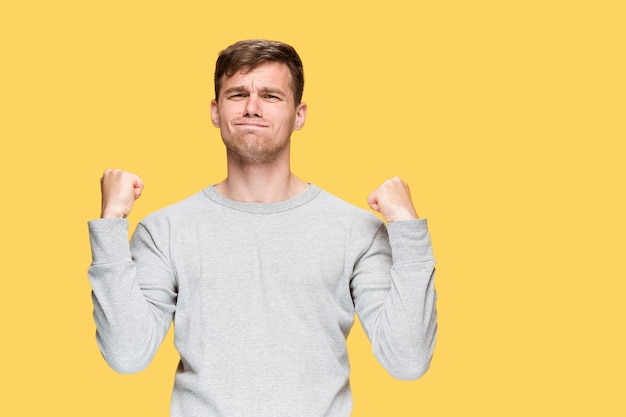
[
  {"xmin": 100, "ymin": 206, "xmax": 127, "ymax": 219},
  {"xmin": 385, "ymin": 209, "xmax": 419, "ymax": 223}
]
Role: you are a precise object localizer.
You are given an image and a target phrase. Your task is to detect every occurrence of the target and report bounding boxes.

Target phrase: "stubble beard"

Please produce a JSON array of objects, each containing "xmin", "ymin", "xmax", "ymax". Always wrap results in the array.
[{"xmin": 223, "ymin": 134, "xmax": 290, "ymax": 166}]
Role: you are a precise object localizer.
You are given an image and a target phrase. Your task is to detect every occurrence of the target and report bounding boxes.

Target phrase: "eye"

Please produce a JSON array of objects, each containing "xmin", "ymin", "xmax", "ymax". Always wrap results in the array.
[
  {"xmin": 261, "ymin": 94, "xmax": 281, "ymax": 102},
  {"xmin": 228, "ymin": 93, "xmax": 248, "ymax": 100}
]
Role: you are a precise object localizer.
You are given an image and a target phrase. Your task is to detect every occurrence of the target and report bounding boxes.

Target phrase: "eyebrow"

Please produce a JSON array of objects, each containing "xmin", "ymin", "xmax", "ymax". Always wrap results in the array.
[
  {"xmin": 259, "ymin": 87, "xmax": 286, "ymax": 96},
  {"xmin": 223, "ymin": 86, "xmax": 246, "ymax": 96},
  {"xmin": 223, "ymin": 85, "xmax": 287, "ymax": 97}
]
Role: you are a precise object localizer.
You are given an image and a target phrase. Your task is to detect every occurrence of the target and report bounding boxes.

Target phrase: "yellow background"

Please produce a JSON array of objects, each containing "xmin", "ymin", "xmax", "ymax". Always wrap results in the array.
[{"xmin": 1, "ymin": 1, "xmax": 624, "ymax": 415}]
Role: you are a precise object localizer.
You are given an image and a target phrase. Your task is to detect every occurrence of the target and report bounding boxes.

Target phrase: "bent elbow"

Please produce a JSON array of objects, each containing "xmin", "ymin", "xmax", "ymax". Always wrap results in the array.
[
  {"xmin": 96, "ymin": 334, "xmax": 154, "ymax": 374},
  {"xmin": 388, "ymin": 356, "xmax": 433, "ymax": 380},
  {"xmin": 103, "ymin": 352, "xmax": 151, "ymax": 374},
  {"xmin": 383, "ymin": 348, "xmax": 434, "ymax": 380},
  {"xmin": 374, "ymin": 334, "xmax": 437, "ymax": 380}
]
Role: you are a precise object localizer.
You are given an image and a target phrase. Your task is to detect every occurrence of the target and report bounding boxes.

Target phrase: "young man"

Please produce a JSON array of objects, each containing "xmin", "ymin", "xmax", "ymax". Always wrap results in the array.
[{"xmin": 88, "ymin": 39, "xmax": 437, "ymax": 417}]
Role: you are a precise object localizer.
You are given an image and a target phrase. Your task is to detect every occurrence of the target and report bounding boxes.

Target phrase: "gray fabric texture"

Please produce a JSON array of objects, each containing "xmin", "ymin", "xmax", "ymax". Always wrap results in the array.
[{"xmin": 88, "ymin": 184, "xmax": 437, "ymax": 417}]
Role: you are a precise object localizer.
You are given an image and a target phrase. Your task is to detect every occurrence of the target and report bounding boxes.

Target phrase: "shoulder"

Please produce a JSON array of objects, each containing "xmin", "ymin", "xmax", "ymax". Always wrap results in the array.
[
  {"xmin": 139, "ymin": 188, "xmax": 212, "ymax": 227},
  {"xmin": 314, "ymin": 187, "xmax": 384, "ymax": 232}
]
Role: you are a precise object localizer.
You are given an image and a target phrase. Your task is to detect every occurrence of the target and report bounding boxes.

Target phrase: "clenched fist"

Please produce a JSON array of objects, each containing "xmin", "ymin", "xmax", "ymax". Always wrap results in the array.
[
  {"xmin": 368, "ymin": 176, "xmax": 419, "ymax": 222},
  {"xmin": 100, "ymin": 169, "xmax": 144, "ymax": 219}
]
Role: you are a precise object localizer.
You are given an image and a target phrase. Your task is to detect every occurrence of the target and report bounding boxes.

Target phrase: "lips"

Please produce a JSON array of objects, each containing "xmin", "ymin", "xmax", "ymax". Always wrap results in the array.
[
  {"xmin": 233, "ymin": 119, "xmax": 269, "ymax": 128},
  {"xmin": 234, "ymin": 124, "xmax": 269, "ymax": 130},
  {"xmin": 236, "ymin": 124, "xmax": 268, "ymax": 128}
]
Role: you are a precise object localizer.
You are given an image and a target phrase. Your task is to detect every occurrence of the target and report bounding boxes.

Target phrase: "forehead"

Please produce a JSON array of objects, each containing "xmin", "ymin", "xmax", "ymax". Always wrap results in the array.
[{"xmin": 219, "ymin": 62, "xmax": 293, "ymax": 94}]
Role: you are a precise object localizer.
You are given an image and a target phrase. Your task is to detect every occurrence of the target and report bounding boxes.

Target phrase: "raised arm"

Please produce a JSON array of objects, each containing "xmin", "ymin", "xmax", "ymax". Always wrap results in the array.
[
  {"xmin": 88, "ymin": 170, "xmax": 176, "ymax": 374},
  {"xmin": 353, "ymin": 177, "xmax": 437, "ymax": 380}
]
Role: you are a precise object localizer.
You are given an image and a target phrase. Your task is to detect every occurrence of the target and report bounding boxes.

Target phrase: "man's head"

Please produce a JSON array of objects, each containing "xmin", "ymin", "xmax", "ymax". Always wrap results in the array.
[{"xmin": 214, "ymin": 39, "xmax": 305, "ymax": 106}]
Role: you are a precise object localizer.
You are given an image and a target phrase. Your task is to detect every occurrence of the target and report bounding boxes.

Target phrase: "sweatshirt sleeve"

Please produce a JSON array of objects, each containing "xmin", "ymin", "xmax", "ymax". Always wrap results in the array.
[
  {"xmin": 87, "ymin": 218, "xmax": 177, "ymax": 374},
  {"xmin": 350, "ymin": 218, "xmax": 437, "ymax": 380}
]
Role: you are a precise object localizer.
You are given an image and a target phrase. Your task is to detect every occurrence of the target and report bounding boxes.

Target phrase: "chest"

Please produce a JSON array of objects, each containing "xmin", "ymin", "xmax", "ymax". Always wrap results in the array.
[{"xmin": 169, "ymin": 218, "xmax": 357, "ymax": 327}]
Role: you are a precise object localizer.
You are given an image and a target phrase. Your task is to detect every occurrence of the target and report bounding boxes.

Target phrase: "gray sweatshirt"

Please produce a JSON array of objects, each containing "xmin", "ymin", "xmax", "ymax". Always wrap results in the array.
[{"xmin": 88, "ymin": 184, "xmax": 437, "ymax": 417}]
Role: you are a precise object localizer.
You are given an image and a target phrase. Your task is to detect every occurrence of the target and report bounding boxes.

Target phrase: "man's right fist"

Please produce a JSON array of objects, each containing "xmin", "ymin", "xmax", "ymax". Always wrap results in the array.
[{"xmin": 100, "ymin": 169, "xmax": 144, "ymax": 219}]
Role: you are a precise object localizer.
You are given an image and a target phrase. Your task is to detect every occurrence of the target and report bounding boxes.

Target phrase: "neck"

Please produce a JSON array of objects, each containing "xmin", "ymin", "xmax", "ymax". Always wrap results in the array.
[{"xmin": 216, "ymin": 153, "xmax": 308, "ymax": 203}]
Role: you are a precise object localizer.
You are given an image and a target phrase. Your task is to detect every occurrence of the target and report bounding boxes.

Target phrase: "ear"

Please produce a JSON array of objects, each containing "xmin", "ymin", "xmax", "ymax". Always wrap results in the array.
[
  {"xmin": 294, "ymin": 102, "xmax": 307, "ymax": 131},
  {"xmin": 210, "ymin": 99, "xmax": 219, "ymax": 127}
]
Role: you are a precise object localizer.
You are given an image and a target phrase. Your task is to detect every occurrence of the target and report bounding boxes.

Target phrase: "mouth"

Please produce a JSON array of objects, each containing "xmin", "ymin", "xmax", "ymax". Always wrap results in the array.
[{"xmin": 234, "ymin": 120, "xmax": 269, "ymax": 128}]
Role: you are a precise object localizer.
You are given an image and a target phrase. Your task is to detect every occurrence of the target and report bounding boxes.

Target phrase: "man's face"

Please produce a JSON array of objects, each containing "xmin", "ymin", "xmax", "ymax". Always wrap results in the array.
[{"xmin": 210, "ymin": 62, "xmax": 307, "ymax": 165}]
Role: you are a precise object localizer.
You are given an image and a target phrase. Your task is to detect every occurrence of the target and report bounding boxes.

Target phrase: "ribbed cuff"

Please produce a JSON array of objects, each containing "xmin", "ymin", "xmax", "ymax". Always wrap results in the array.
[
  {"xmin": 87, "ymin": 218, "xmax": 132, "ymax": 264},
  {"xmin": 387, "ymin": 219, "xmax": 434, "ymax": 265}
]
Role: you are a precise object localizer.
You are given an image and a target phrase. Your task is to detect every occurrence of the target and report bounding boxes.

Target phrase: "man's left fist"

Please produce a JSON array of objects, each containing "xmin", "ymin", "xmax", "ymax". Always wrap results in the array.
[{"xmin": 367, "ymin": 176, "xmax": 419, "ymax": 222}]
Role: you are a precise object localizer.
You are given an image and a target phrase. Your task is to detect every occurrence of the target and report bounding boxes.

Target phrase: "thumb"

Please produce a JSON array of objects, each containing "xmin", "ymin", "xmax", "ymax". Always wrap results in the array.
[
  {"xmin": 367, "ymin": 191, "xmax": 380, "ymax": 212},
  {"xmin": 133, "ymin": 178, "xmax": 144, "ymax": 200}
]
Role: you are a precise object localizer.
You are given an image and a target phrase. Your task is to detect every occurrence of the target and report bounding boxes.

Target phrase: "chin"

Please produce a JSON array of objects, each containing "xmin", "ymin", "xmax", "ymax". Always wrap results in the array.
[{"xmin": 227, "ymin": 145, "xmax": 285, "ymax": 165}]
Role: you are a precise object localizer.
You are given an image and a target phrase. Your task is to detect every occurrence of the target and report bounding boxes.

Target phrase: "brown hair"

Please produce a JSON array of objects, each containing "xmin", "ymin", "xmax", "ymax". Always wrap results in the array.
[{"xmin": 214, "ymin": 39, "xmax": 305, "ymax": 105}]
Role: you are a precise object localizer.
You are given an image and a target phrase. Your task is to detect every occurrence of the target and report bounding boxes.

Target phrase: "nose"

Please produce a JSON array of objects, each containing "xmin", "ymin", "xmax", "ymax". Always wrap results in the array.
[{"xmin": 244, "ymin": 94, "xmax": 262, "ymax": 117}]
